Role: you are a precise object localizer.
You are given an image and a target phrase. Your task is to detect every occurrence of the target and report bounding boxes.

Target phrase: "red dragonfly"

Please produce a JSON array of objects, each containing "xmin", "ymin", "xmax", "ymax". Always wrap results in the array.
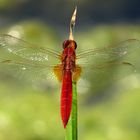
[{"xmin": 0, "ymin": 8, "xmax": 140, "ymax": 128}]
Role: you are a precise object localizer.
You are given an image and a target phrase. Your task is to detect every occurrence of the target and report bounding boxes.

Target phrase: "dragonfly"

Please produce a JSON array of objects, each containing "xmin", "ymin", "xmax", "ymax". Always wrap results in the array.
[{"xmin": 0, "ymin": 8, "xmax": 140, "ymax": 128}]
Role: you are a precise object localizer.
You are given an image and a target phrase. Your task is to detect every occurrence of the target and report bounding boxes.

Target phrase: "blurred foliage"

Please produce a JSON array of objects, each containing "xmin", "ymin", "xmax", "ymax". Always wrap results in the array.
[
  {"xmin": 0, "ymin": 0, "xmax": 19, "ymax": 9},
  {"xmin": 0, "ymin": 0, "xmax": 140, "ymax": 26},
  {"xmin": 79, "ymin": 88, "xmax": 140, "ymax": 140}
]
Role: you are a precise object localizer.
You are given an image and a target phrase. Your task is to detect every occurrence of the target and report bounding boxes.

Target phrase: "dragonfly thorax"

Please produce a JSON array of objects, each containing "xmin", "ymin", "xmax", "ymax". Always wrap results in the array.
[{"xmin": 61, "ymin": 46, "xmax": 76, "ymax": 71}]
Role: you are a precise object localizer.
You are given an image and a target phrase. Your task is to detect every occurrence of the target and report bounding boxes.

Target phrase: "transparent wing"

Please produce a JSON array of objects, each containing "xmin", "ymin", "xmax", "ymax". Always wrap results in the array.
[
  {"xmin": 77, "ymin": 39, "xmax": 140, "ymax": 94},
  {"xmin": 0, "ymin": 34, "xmax": 61, "ymax": 83},
  {"xmin": 0, "ymin": 59, "xmax": 54, "ymax": 81},
  {"xmin": 0, "ymin": 34, "xmax": 61, "ymax": 61},
  {"xmin": 77, "ymin": 39, "xmax": 140, "ymax": 66}
]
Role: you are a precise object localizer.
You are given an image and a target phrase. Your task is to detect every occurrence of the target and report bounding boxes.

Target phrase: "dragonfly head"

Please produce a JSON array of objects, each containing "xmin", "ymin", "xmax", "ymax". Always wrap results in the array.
[{"xmin": 63, "ymin": 40, "xmax": 77, "ymax": 50}]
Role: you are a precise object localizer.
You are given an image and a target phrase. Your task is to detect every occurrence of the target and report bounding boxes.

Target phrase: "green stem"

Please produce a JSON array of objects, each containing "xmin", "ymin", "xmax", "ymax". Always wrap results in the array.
[{"xmin": 65, "ymin": 81, "xmax": 78, "ymax": 140}]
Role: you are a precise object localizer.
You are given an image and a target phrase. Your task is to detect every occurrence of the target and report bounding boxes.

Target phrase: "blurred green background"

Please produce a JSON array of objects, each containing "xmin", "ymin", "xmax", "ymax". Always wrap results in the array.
[{"xmin": 0, "ymin": 0, "xmax": 140, "ymax": 140}]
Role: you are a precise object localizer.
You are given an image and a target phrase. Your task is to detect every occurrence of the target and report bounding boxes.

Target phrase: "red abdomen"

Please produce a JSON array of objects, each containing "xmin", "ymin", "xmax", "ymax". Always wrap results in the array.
[{"xmin": 61, "ymin": 70, "xmax": 72, "ymax": 128}]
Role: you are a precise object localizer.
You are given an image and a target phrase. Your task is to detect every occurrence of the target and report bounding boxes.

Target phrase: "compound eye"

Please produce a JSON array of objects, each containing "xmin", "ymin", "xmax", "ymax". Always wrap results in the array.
[
  {"xmin": 73, "ymin": 41, "xmax": 77, "ymax": 49},
  {"xmin": 70, "ymin": 40, "xmax": 77, "ymax": 50},
  {"xmin": 63, "ymin": 40, "xmax": 70, "ymax": 49}
]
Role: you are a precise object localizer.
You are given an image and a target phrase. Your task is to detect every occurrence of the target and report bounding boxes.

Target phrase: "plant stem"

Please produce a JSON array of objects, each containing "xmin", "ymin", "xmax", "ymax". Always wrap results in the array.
[{"xmin": 65, "ymin": 81, "xmax": 78, "ymax": 140}]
